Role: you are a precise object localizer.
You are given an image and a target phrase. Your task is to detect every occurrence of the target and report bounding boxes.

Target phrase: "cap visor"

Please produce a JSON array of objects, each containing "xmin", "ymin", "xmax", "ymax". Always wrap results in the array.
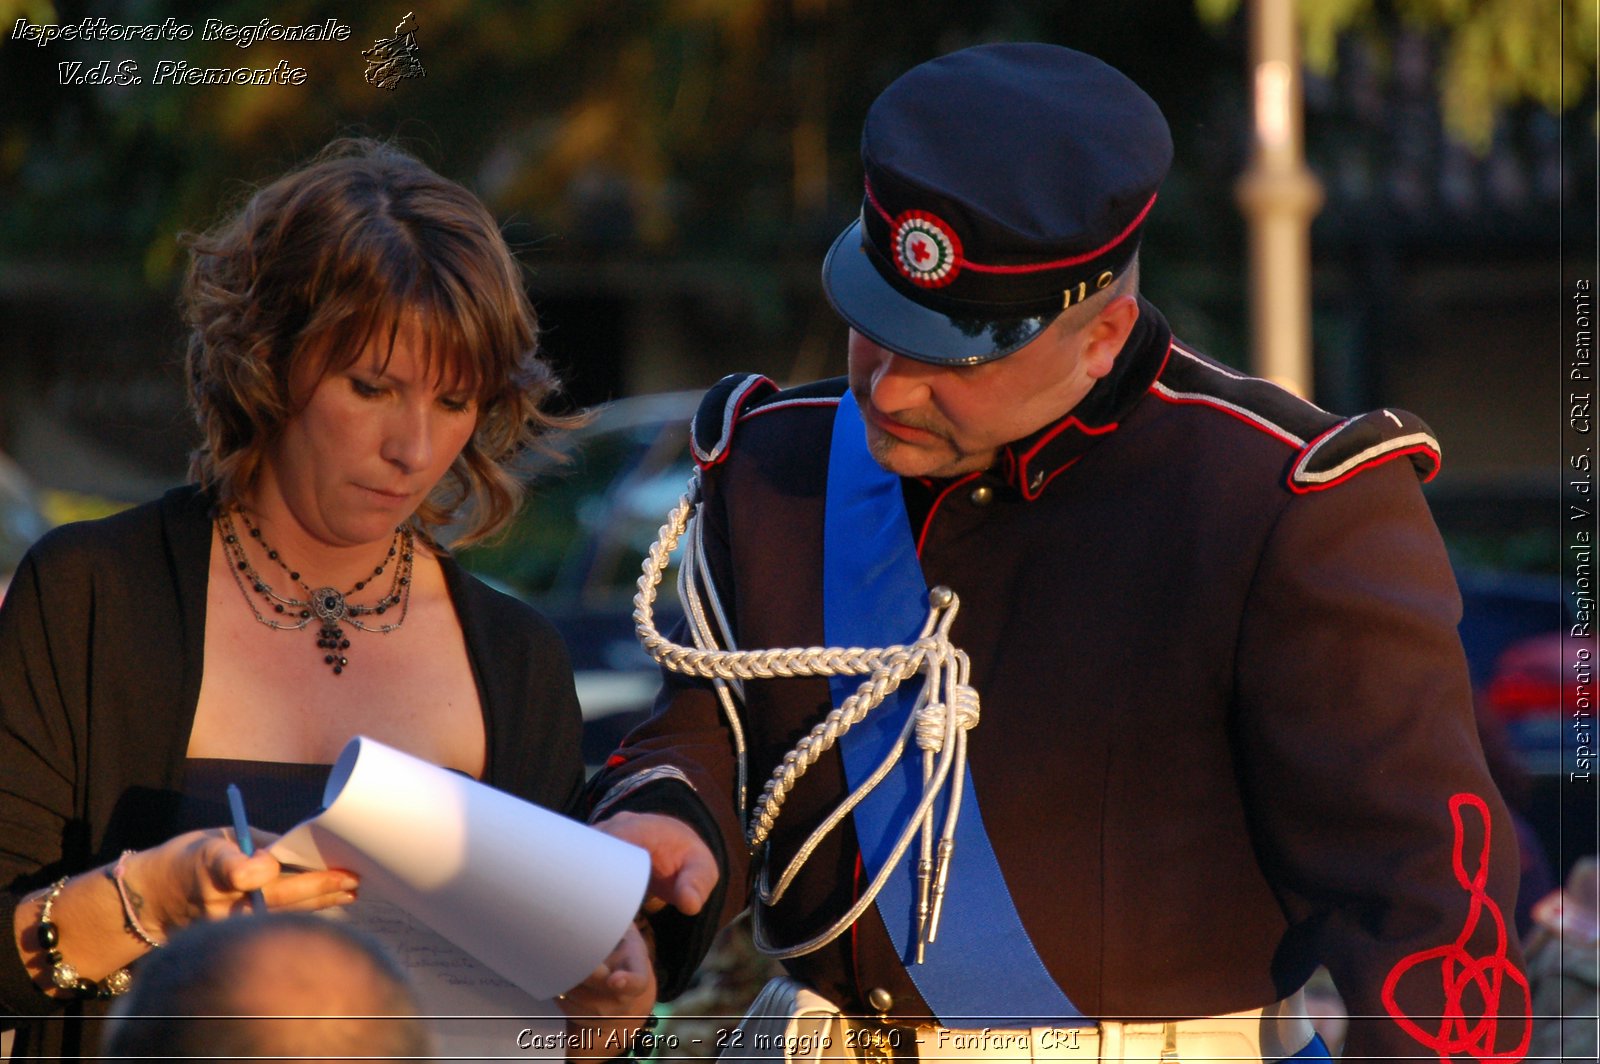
[{"xmin": 821, "ymin": 218, "xmax": 1056, "ymax": 366}]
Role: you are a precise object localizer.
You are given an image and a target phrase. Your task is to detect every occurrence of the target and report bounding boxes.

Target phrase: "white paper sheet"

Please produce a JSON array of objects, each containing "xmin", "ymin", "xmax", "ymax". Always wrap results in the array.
[
  {"xmin": 269, "ymin": 736, "xmax": 649, "ymax": 1001},
  {"xmin": 320, "ymin": 891, "xmax": 566, "ymax": 1060}
]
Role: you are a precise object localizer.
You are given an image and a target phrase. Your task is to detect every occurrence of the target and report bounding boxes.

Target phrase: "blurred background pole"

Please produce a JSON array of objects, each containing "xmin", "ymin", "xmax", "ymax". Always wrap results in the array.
[{"xmin": 1234, "ymin": 0, "xmax": 1324, "ymax": 399}]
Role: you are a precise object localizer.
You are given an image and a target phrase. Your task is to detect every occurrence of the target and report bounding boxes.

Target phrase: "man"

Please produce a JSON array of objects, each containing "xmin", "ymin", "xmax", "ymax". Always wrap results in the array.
[
  {"xmin": 592, "ymin": 43, "xmax": 1530, "ymax": 1061},
  {"xmin": 101, "ymin": 914, "xmax": 430, "ymax": 1061}
]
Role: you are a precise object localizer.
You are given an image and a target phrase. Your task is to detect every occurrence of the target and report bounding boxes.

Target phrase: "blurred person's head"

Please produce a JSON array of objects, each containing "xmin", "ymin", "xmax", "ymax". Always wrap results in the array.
[
  {"xmin": 103, "ymin": 913, "xmax": 430, "ymax": 1061},
  {"xmin": 181, "ymin": 137, "xmax": 571, "ymax": 547}
]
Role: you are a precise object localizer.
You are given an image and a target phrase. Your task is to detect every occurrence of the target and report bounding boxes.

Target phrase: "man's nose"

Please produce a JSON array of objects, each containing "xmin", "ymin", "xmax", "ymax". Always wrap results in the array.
[{"xmin": 869, "ymin": 346, "xmax": 939, "ymax": 413}]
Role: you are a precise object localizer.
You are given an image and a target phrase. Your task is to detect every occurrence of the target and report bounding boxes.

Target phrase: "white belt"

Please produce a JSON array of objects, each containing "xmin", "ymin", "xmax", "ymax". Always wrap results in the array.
[
  {"xmin": 733, "ymin": 978, "xmax": 1317, "ymax": 1064},
  {"xmin": 900, "ymin": 991, "xmax": 1317, "ymax": 1062}
]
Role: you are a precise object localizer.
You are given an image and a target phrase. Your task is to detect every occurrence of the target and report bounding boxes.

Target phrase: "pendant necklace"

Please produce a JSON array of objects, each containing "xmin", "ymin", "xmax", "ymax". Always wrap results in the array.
[{"xmin": 217, "ymin": 507, "xmax": 414, "ymax": 675}]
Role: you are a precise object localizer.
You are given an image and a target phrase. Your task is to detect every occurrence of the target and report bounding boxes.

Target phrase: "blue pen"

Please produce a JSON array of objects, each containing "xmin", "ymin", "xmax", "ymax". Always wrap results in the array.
[{"xmin": 225, "ymin": 783, "xmax": 270, "ymax": 915}]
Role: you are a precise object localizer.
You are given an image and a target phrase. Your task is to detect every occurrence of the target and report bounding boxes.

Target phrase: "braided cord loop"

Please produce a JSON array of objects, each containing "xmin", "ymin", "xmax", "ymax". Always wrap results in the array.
[{"xmin": 631, "ymin": 473, "xmax": 982, "ymax": 960}]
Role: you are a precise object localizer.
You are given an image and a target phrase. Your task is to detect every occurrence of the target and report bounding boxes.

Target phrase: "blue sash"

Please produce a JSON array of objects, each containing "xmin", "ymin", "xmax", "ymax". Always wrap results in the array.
[
  {"xmin": 822, "ymin": 392, "xmax": 1084, "ymax": 1026},
  {"xmin": 1290, "ymin": 1035, "xmax": 1332, "ymax": 1060}
]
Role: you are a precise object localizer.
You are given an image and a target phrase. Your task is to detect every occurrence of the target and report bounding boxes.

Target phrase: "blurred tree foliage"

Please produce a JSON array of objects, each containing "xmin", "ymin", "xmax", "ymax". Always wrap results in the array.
[
  {"xmin": 1196, "ymin": 0, "xmax": 1597, "ymax": 151},
  {"xmin": 0, "ymin": 0, "xmax": 1586, "ymax": 351},
  {"xmin": 0, "ymin": 1, "xmax": 1248, "ymax": 300}
]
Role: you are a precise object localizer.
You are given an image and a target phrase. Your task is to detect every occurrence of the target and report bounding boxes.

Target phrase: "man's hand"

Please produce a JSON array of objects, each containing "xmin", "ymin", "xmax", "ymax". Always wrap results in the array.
[
  {"xmin": 593, "ymin": 812, "xmax": 719, "ymax": 916},
  {"xmin": 559, "ymin": 919, "xmax": 657, "ymax": 1017},
  {"xmin": 558, "ymin": 921, "xmax": 658, "ymax": 1060}
]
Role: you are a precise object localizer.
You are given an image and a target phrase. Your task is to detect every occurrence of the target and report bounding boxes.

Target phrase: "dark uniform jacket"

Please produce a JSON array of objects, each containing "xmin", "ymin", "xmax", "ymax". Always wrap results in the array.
[{"xmin": 591, "ymin": 300, "xmax": 1530, "ymax": 1060}]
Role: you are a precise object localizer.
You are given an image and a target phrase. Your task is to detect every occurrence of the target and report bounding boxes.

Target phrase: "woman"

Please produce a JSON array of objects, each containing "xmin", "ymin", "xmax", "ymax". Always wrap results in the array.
[{"xmin": 0, "ymin": 139, "xmax": 652, "ymax": 1058}]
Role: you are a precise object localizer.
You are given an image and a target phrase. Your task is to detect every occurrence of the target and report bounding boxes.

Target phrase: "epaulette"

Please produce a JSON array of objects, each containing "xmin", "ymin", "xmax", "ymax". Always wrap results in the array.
[
  {"xmin": 690, "ymin": 374, "xmax": 779, "ymax": 469},
  {"xmin": 1287, "ymin": 407, "xmax": 1441, "ymax": 494},
  {"xmin": 689, "ymin": 374, "xmax": 843, "ymax": 469},
  {"xmin": 1155, "ymin": 342, "xmax": 1441, "ymax": 493}
]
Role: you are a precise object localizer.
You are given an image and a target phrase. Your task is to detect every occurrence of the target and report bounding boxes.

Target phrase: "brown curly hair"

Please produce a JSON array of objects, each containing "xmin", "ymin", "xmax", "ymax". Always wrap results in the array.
[{"xmin": 182, "ymin": 138, "xmax": 575, "ymax": 547}]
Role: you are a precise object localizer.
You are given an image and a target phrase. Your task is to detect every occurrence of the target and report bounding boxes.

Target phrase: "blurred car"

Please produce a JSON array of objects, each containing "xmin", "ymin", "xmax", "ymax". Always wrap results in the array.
[
  {"xmin": 1425, "ymin": 473, "xmax": 1590, "ymax": 874},
  {"xmin": 1426, "ymin": 473, "xmax": 1565, "ymax": 685},
  {"xmin": 459, "ymin": 392, "xmax": 700, "ymax": 765},
  {"xmin": 1478, "ymin": 631, "xmax": 1595, "ymax": 878},
  {"xmin": 0, "ymin": 451, "xmax": 51, "ymax": 609},
  {"xmin": 1482, "ymin": 632, "xmax": 1573, "ymax": 780}
]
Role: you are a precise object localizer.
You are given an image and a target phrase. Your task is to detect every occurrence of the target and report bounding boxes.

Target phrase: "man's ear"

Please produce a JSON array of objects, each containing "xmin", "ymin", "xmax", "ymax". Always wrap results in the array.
[{"xmin": 1081, "ymin": 294, "xmax": 1140, "ymax": 379}]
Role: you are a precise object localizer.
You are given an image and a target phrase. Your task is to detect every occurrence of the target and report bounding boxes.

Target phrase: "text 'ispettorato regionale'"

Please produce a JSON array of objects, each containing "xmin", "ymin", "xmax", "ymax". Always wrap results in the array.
[{"xmin": 10, "ymin": 17, "xmax": 352, "ymax": 87}]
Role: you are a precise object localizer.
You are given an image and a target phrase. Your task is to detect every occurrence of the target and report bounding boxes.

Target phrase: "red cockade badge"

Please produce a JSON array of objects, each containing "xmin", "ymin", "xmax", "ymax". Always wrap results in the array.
[
  {"xmin": 1382, "ymin": 793, "xmax": 1531, "ymax": 1061},
  {"xmin": 891, "ymin": 210, "xmax": 962, "ymax": 288}
]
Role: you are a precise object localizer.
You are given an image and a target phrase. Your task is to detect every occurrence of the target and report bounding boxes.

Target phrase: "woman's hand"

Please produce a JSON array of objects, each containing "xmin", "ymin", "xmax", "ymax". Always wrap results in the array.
[
  {"xmin": 13, "ymin": 828, "xmax": 359, "ymax": 997},
  {"xmin": 558, "ymin": 920, "xmax": 659, "ymax": 1059},
  {"xmin": 126, "ymin": 828, "xmax": 359, "ymax": 938}
]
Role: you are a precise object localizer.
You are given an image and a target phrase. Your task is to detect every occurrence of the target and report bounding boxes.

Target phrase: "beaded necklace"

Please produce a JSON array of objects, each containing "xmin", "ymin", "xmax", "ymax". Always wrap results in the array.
[{"xmin": 216, "ymin": 507, "xmax": 415, "ymax": 676}]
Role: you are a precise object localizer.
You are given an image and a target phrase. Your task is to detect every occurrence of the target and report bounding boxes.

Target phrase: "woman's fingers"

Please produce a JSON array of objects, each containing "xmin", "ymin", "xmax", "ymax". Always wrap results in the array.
[
  {"xmin": 261, "ymin": 886, "xmax": 361, "ymax": 914},
  {"xmin": 259, "ymin": 869, "xmax": 361, "ymax": 911},
  {"xmin": 200, "ymin": 832, "xmax": 360, "ymax": 915},
  {"xmin": 215, "ymin": 849, "xmax": 279, "ymax": 891},
  {"xmin": 126, "ymin": 829, "xmax": 362, "ymax": 937}
]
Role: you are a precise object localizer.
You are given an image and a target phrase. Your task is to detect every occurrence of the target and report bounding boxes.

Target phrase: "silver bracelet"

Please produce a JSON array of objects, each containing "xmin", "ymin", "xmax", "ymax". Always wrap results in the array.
[
  {"xmin": 108, "ymin": 850, "xmax": 165, "ymax": 950},
  {"xmin": 37, "ymin": 878, "xmax": 132, "ymax": 998}
]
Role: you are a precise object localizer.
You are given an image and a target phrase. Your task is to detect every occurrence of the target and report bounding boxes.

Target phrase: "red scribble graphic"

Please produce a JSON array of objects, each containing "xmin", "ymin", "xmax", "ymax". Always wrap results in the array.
[{"xmin": 1381, "ymin": 793, "xmax": 1531, "ymax": 1061}]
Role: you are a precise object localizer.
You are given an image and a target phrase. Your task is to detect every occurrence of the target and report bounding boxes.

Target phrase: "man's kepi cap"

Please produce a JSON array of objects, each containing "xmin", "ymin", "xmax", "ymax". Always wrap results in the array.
[{"xmin": 822, "ymin": 43, "xmax": 1173, "ymax": 366}]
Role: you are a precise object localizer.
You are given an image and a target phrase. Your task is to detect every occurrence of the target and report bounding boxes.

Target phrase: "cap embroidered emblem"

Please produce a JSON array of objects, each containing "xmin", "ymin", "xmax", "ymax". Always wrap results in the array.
[{"xmin": 892, "ymin": 210, "xmax": 962, "ymax": 288}]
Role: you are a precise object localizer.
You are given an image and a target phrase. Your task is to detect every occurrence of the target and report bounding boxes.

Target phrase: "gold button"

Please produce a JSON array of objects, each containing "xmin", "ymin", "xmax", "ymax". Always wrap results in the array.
[
  {"xmin": 867, "ymin": 987, "xmax": 894, "ymax": 1013},
  {"xmin": 969, "ymin": 484, "xmax": 994, "ymax": 506}
]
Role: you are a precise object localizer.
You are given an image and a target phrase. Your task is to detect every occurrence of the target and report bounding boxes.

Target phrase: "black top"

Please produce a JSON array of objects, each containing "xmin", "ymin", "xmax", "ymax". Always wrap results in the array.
[
  {"xmin": 177, "ymin": 758, "xmax": 330, "ymax": 837},
  {"xmin": 0, "ymin": 486, "xmax": 585, "ymax": 1059}
]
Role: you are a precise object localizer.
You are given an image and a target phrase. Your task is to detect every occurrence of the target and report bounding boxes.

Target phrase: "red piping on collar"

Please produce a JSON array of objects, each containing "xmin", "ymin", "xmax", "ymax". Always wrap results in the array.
[
  {"xmin": 864, "ymin": 178, "xmax": 1159, "ymax": 274},
  {"xmin": 1020, "ymin": 456, "xmax": 1083, "ymax": 501},
  {"xmin": 1004, "ymin": 338, "xmax": 1172, "ymax": 499},
  {"xmin": 917, "ymin": 471, "xmax": 983, "ymax": 555},
  {"xmin": 1010, "ymin": 417, "xmax": 1117, "ymax": 498},
  {"xmin": 1016, "ymin": 413, "xmax": 1119, "ymax": 465},
  {"xmin": 1149, "ymin": 337, "xmax": 1175, "ymax": 383}
]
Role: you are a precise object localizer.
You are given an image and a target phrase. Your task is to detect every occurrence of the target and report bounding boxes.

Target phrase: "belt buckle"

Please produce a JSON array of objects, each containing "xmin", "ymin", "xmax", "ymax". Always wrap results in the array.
[
  {"xmin": 1158, "ymin": 1020, "xmax": 1181, "ymax": 1063},
  {"xmin": 856, "ymin": 1030, "xmax": 892, "ymax": 1064}
]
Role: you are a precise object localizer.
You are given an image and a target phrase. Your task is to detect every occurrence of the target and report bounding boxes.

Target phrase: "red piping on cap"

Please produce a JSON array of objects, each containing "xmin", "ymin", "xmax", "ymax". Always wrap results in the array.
[
  {"xmin": 965, "ymin": 194, "xmax": 1157, "ymax": 274},
  {"xmin": 864, "ymin": 178, "xmax": 1158, "ymax": 275}
]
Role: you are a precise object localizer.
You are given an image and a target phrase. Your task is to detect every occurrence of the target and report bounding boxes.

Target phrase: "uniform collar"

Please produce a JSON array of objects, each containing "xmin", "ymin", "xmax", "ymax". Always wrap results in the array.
[{"xmin": 991, "ymin": 296, "xmax": 1172, "ymax": 500}]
